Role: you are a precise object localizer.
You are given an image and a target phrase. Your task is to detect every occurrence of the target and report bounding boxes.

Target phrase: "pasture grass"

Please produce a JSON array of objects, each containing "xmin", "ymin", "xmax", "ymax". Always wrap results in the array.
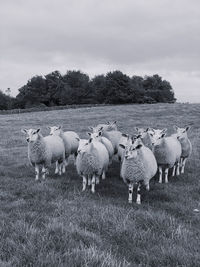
[{"xmin": 0, "ymin": 103, "xmax": 200, "ymax": 266}]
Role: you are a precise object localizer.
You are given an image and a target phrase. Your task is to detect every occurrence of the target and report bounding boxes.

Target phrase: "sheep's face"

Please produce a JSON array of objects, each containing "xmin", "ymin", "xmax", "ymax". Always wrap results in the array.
[
  {"xmin": 149, "ymin": 128, "xmax": 167, "ymax": 146},
  {"xmin": 88, "ymin": 131, "xmax": 102, "ymax": 141},
  {"xmin": 77, "ymin": 139, "xmax": 89, "ymax": 153},
  {"xmin": 135, "ymin": 127, "xmax": 149, "ymax": 139},
  {"xmin": 49, "ymin": 126, "xmax": 61, "ymax": 136},
  {"xmin": 174, "ymin": 126, "xmax": 190, "ymax": 139},
  {"xmin": 119, "ymin": 136, "xmax": 142, "ymax": 159},
  {"xmin": 21, "ymin": 128, "xmax": 40, "ymax": 142}
]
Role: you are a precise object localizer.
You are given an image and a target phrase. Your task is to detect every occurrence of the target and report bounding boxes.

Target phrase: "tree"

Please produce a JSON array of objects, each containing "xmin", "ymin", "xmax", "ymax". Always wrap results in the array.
[{"xmin": 105, "ymin": 71, "xmax": 134, "ymax": 104}]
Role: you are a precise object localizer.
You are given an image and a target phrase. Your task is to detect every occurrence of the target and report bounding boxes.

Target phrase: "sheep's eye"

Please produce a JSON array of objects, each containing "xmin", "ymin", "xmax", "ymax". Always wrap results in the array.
[{"xmin": 85, "ymin": 143, "xmax": 88, "ymax": 146}]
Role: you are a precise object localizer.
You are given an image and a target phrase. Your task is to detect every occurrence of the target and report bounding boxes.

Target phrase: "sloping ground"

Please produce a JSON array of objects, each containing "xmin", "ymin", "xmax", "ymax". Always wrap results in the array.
[{"xmin": 0, "ymin": 103, "xmax": 200, "ymax": 266}]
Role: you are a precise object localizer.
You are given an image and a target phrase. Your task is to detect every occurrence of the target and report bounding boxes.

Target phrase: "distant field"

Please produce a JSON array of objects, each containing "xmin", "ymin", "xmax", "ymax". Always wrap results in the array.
[{"xmin": 0, "ymin": 103, "xmax": 200, "ymax": 267}]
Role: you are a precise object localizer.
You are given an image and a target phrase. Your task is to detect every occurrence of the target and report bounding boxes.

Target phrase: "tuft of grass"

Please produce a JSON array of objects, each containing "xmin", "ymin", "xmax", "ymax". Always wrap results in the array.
[{"xmin": 0, "ymin": 103, "xmax": 200, "ymax": 266}]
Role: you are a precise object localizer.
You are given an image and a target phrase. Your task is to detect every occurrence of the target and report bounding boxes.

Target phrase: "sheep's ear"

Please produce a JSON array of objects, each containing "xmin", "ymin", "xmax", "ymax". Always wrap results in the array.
[
  {"xmin": 135, "ymin": 127, "xmax": 139, "ymax": 132},
  {"xmin": 161, "ymin": 133, "xmax": 166, "ymax": 138},
  {"xmin": 76, "ymin": 137, "xmax": 80, "ymax": 141},
  {"xmin": 58, "ymin": 126, "xmax": 62, "ymax": 129},
  {"xmin": 88, "ymin": 126, "xmax": 93, "ymax": 130},
  {"xmin": 122, "ymin": 133, "xmax": 128, "ymax": 137},
  {"xmin": 47, "ymin": 126, "xmax": 51, "ymax": 129},
  {"xmin": 99, "ymin": 126, "xmax": 103, "ymax": 131},
  {"xmin": 21, "ymin": 129, "xmax": 27, "ymax": 134},
  {"xmin": 98, "ymin": 131, "xmax": 102, "ymax": 136},
  {"xmin": 136, "ymin": 134, "xmax": 142, "ymax": 139},
  {"xmin": 36, "ymin": 129, "xmax": 40, "ymax": 133},
  {"xmin": 145, "ymin": 128, "xmax": 149, "ymax": 132},
  {"xmin": 88, "ymin": 138, "xmax": 92, "ymax": 143},
  {"xmin": 113, "ymin": 121, "xmax": 117, "ymax": 125},
  {"xmin": 119, "ymin": 144, "xmax": 125, "ymax": 149},
  {"xmin": 87, "ymin": 132, "xmax": 91, "ymax": 136},
  {"xmin": 185, "ymin": 126, "xmax": 191, "ymax": 131},
  {"xmin": 173, "ymin": 125, "xmax": 178, "ymax": 131},
  {"xmin": 136, "ymin": 144, "xmax": 142, "ymax": 149}
]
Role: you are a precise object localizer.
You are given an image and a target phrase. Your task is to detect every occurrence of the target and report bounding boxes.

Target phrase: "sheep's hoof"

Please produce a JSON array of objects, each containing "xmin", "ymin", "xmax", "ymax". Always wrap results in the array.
[
  {"xmin": 128, "ymin": 200, "xmax": 132, "ymax": 204},
  {"xmin": 136, "ymin": 201, "xmax": 141, "ymax": 205},
  {"xmin": 159, "ymin": 180, "xmax": 162, "ymax": 184},
  {"xmin": 91, "ymin": 189, "xmax": 95, "ymax": 194}
]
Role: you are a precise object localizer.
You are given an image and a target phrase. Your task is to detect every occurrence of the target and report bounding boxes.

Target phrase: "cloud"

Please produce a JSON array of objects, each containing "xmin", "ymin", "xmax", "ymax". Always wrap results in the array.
[{"xmin": 0, "ymin": 0, "xmax": 200, "ymax": 102}]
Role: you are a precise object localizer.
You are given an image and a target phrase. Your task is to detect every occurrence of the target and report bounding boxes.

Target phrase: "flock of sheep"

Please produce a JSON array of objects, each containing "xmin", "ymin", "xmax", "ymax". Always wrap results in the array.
[{"xmin": 21, "ymin": 121, "xmax": 192, "ymax": 204}]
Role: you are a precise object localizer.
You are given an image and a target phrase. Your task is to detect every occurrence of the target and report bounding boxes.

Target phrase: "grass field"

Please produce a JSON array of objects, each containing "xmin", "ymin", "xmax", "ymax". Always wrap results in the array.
[{"xmin": 0, "ymin": 103, "xmax": 200, "ymax": 267}]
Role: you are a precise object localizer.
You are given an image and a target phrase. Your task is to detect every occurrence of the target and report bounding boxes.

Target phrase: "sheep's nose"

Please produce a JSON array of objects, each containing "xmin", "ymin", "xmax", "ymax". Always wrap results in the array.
[{"xmin": 26, "ymin": 138, "xmax": 30, "ymax": 142}]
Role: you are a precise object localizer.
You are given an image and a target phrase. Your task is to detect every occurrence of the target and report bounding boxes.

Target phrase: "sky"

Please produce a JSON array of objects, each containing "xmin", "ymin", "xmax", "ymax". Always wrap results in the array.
[{"xmin": 0, "ymin": 0, "xmax": 200, "ymax": 102}]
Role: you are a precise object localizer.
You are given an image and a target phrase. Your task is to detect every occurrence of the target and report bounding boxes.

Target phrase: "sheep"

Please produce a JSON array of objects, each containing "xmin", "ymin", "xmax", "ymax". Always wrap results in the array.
[
  {"xmin": 91, "ymin": 124, "xmax": 122, "ymax": 155},
  {"xmin": 48, "ymin": 126, "xmax": 79, "ymax": 169},
  {"xmin": 148, "ymin": 128, "xmax": 182, "ymax": 183},
  {"xmin": 21, "ymin": 128, "xmax": 65, "ymax": 180},
  {"xmin": 90, "ymin": 121, "xmax": 118, "ymax": 133},
  {"xmin": 173, "ymin": 126, "xmax": 192, "ymax": 174},
  {"xmin": 119, "ymin": 135, "xmax": 157, "ymax": 204},
  {"xmin": 135, "ymin": 127, "xmax": 153, "ymax": 149},
  {"xmin": 76, "ymin": 138, "xmax": 109, "ymax": 193},
  {"xmin": 88, "ymin": 130, "xmax": 114, "ymax": 165}
]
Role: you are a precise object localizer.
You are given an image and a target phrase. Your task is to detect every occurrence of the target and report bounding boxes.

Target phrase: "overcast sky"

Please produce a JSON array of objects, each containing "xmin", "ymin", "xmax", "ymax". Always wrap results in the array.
[{"xmin": 1, "ymin": 0, "xmax": 200, "ymax": 102}]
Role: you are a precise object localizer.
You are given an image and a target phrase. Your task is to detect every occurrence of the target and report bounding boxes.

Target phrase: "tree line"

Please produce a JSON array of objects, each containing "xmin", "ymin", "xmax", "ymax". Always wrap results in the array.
[{"xmin": 0, "ymin": 70, "xmax": 176, "ymax": 110}]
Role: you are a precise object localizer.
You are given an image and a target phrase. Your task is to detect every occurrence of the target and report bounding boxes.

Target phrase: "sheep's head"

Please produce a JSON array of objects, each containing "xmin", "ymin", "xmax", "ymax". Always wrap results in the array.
[
  {"xmin": 48, "ymin": 126, "xmax": 62, "ymax": 136},
  {"xmin": 87, "ymin": 130, "xmax": 102, "ymax": 141},
  {"xmin": 173, "ymin": 126, "xmax": 190, "ymax": 139},
  {"xmin": 77, "ymin": 139, "xmax": 89, "ymax": 154},
  {"xmin": 119, "ymin": 135, "xmax": 142, "ymax": 159},
  {"xmin": 21, "ymin": 128, "xmax": 41, "ymax": 142},
  {"xmin": 91, "ymin": 121, "xmax": 117, "ymax": 133},
  {"xmin": 148, "ymin": 128, "xmax": 167, "ymax": 146},
  {"xmin": 135, "ymin": 127, "xmax": 149, "ymax": 138}
]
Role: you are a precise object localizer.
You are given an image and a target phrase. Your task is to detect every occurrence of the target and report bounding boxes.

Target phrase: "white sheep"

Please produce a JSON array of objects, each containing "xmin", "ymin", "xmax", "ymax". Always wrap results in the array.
[
  {"xmin": 119, "ymin": 135, "xmax": 157, "ymax": 204},
  {"xmin": 173, "ymin": 126, "xmax": 192, "ymax": 174},
  {"xmin": 91, "ymin": 125, "xmax": 122, "ymax": 155},
  {"xmin": 148, "ymin": 128, "xmax": 182, "ymax": 183},
  {"xmin": 49, "ymin": 126, "xmax": 79, "ymax": 169},
  {"xmin": 21, "ymin": 128, "xmax": 65, "ymax": 180},
  {"xmin": 76, "ymin": 138, "xmax": 109, "ymax": 193},
  {"xmin": 90, "ymin": 121, "xmax": 118, "ymax": 133},
  {"xmin": 135, "ymin": 127, "xmax": 153, "ymax": 149},
  {"xmin": 88, "ymin": 130, "xmax": 114, "ymax": 165}
]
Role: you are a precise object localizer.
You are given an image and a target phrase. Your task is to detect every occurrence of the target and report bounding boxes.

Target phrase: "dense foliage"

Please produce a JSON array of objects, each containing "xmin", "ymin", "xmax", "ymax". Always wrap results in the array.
[{"xmin": 1, "ymin": 70, "xmax": 176, "ymax": 109}]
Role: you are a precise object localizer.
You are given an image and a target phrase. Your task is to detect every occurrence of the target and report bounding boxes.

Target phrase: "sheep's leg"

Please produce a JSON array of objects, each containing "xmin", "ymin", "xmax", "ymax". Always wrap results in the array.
[
  {"xmin": 128, "ymin": 183, "xmax": 133, "ymax": 204},
  {"xmin": 55, "ymin": 161, "xmax": 59, "ymax": 174},
  {"xmin": 91, "ymin": 175, "xmax": 96, "ymax": 193},
  {"xmin": 96, "ymin": 176, "xmax": 100, "ymax": 184},
  {"xmin": 82, "ymin": 176, "xmax": 87, "ymax": 191},
  {"xmin": 164, "ymin": 168, "xmax": 169, "ymax": 183},
  {"xmin": 42, "ymin": 165, "xmax": 47, "ymax": 180},
  {"xmin": 172, "ymin": 165, "xmax": 176, "ymax": 177},
  {"xmin": 158, "ymin": 166, "xmax": 163, "ymax": 183},
  {"xmin": 58, "ymin": 163, "xmax": 62, "ymax": 175},
  {"xmin": 145, "ymin": 182, "xmax": 150, "ymax": 191},
  {"xmin": 136, "ymin": 182, "xmax": 141, "ymax": 205},
  {"xmin": 181, "ymin": 158, "xmax": 187, "ymax": 174},
  {"xmin": 35, "ymin": 164, "xmax": 39, "ymax": 181},
  {"xmin": 176, "ymin": 162, "xmax": 180, "ymax": 176},
  {"xmin": 88, "ymin": 177, "xmax": 91, "ymax": 186},
  {"xmin": 62, "ymin": 162, "xmax": 66, "ymax": 174},
  {"xmin": 102, "ymin": 171, "xmax": 106, "ymax": 180}
]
